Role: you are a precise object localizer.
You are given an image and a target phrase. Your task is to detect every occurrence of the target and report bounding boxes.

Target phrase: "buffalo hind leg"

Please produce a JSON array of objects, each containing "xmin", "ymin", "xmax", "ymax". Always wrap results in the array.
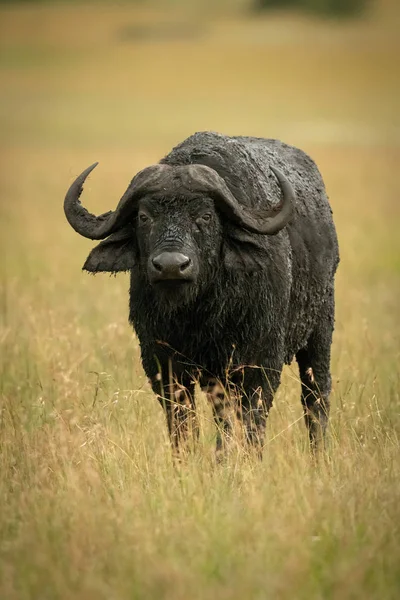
[
  {"xmin": 202, "ymin": 378, "xmax": 238, "ymax": 461},
  {"xmin": 296, "ymin": 290, "xmax": 334, "ymax": 450},
  {"xmin": 203, "ymin": 367, "xmax": 281, "ymax": 460}
]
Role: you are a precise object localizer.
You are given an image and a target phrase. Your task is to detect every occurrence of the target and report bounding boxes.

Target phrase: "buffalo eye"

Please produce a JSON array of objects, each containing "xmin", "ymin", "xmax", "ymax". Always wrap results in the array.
[
  {"xmin": 138, "ymin": 212, "xmax": 151, "ymax": 224},
  {"xmin": 196, "ymin": 213, "xmax": 212, "ymax": 225}
]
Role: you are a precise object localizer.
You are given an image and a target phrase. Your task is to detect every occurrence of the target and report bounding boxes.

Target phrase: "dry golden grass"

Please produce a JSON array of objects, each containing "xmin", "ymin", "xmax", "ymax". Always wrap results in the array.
[{"xmin": 0, "ymin": 2, "xmax": 399, "ymax": 599}]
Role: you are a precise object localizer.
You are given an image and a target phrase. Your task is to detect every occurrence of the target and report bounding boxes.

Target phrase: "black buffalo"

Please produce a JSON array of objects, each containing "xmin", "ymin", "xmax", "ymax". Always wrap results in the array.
[{"xmin": 64, "ymin": 132, "xmax": 339, "ymax": 457}]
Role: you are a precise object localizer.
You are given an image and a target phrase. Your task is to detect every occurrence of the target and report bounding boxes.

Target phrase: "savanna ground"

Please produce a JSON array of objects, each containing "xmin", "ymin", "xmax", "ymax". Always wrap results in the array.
[{"xmin": 0, "ymin": 1, "xmax": 399, "ymax": 598}]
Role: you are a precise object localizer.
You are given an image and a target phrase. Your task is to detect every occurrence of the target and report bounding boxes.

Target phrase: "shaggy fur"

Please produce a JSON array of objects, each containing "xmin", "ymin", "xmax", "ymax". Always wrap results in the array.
[{"xmin": 70, "ymin": 131, "xmax": 340, "ymax": 456}]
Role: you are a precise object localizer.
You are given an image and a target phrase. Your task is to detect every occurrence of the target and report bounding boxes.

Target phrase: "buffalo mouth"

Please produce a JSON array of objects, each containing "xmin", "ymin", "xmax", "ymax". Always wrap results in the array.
[
  {"xmin": 150, "ymin": 277, "xmax": 197, "ymax": 303},
  {"xmin": 152, "ymin": 278, "xmax": 194, "ymax": 289}
]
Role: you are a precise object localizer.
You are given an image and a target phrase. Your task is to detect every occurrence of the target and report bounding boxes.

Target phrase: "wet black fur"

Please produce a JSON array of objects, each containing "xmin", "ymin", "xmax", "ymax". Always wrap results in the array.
[{"xmin": 82, "ymin": 132, "xmax": 339, "ymax": 453}]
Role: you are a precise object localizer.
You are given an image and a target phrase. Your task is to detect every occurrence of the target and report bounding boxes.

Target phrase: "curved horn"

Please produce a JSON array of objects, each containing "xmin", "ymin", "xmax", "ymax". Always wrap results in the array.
[
  {"xmin": 64, "ymin": 163, "xmax": 119, "ymax": 240},
  {"xmin": 64, "ymin": 163, "xmax": 169, "ymax": 240},
  {"xmin": 210, "ymin": 165, "xmax": 294, "ymax": 235}
]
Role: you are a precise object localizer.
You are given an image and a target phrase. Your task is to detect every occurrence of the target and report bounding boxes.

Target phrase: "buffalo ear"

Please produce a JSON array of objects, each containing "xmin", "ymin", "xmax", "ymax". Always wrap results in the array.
[
  {"xmin": 83, "ymin": 226, "xmax": 136, "ymax": 273},
  {"xmin": 222, "ymin": 225, "xmax": 268, "ymax": 271}
]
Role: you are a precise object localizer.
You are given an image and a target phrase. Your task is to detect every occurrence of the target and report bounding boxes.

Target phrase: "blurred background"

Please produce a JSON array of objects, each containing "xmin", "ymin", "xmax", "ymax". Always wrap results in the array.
[
  {"xmin": 1, "ymin": 0, "xmax": 399, "ymax": 155},
  {"xmin": 0, "ymin": 1, "xmax": 399, "ymax": 598}
]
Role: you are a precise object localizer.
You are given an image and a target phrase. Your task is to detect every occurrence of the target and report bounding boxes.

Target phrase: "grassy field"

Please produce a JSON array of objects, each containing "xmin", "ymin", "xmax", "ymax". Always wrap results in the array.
[{"xmin": 1, "ymin": 2, "xmax": 399, "ymax": 599}]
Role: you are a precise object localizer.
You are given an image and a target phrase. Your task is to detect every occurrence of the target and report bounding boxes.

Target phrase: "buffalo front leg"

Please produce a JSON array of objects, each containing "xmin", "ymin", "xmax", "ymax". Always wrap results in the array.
[
  {"xmin": 239, "ymin": 367, "xmax": 282, "ymax": 459},
  {"xmin": 154, "ymin": 377, "xmax": 197, "ymax": 457}
]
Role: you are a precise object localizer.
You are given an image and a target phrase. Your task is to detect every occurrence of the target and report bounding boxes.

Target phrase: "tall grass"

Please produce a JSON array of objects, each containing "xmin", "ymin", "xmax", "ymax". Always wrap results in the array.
[{"xmin": 0, "ymin": 2, "xmax": 399, "ymax": 598}]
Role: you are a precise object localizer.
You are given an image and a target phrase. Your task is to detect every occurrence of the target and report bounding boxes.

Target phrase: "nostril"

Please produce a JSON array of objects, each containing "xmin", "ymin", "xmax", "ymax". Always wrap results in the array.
[
  {"xmin": 152, "ymin": 257, "xmax": 162, "ymax": 272},
  {"xmin": 151, "ymin": 252, "xmax": 193, "ymax": 279},
  {"xmin": 179, "ymin": 257, "xmax": 191, "ymax": 272}
]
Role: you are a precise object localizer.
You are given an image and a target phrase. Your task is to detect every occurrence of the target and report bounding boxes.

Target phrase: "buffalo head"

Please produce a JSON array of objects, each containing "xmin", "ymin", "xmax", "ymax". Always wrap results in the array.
[{"xmin": 64, "ymin": 162, "xmax": 294, "ymax": 304}]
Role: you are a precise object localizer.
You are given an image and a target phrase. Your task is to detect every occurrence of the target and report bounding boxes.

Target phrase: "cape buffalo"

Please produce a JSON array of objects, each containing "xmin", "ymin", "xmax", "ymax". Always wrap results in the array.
[{"xmin": 64, "ymin": 132, "xmax": 339, "ymax": 458}]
